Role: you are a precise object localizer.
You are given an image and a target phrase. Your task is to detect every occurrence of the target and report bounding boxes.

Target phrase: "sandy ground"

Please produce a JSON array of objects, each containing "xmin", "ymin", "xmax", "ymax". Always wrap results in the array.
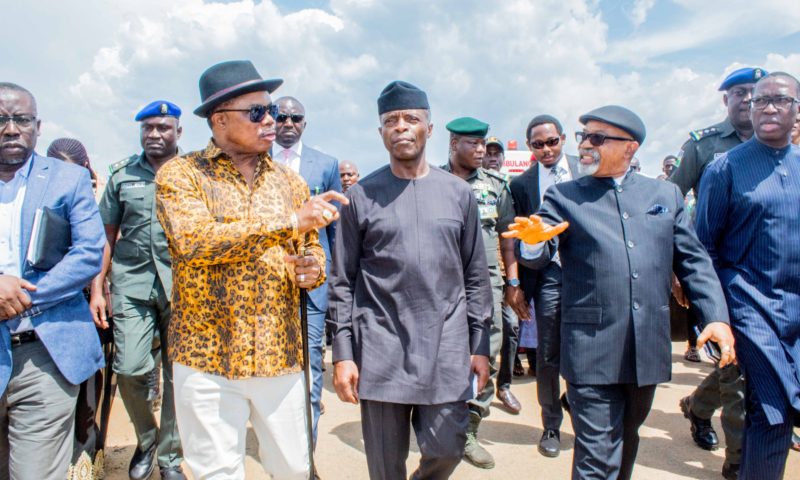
[{"xmin": 103, "ymin": 342, "xmax": 800, "ymax": 479}]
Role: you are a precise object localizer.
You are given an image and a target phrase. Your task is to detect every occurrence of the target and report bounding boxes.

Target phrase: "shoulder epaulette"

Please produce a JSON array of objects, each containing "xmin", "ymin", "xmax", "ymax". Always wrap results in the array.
[
  {"xmin": 483, "ymin": 168, "xmax": 511, "ymax": 192},
  {"xmin": 484, "ymin": 168, "xmax": 508, "ymax": 184},
  {"xmin": 689, "ymin": 126, "xmax": 721, "ymax": 142},
  {"xmin": 108, "ymin": 155, "xmax": 136, "ymax": 175}
]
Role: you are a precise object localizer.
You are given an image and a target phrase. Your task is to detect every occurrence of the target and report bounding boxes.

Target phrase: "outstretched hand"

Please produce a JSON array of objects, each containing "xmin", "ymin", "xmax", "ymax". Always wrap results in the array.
[{"xmin": 501, "ymin": 215, "xmax": 569, "ymax": 245}]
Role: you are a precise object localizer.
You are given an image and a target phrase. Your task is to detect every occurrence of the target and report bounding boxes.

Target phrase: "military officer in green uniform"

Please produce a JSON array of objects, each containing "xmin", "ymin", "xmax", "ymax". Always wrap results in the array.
[
  {"xmin": 441, "ymin": 117, "xmax": 518, "ymax": 470},
  {"xmin": 89, "ymin": 100, "xmax": 185, "ymax": 480},
  {"xmin": 669, "ymin": 67, "xmax": 766, "ymax": 480}
]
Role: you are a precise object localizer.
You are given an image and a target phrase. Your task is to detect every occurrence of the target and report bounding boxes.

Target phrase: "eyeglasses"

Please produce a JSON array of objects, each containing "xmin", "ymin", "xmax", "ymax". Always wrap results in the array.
[
  {"xmin": 575, "ymin": 131, "xmax": 634, "ymax": 146},
  {"xmin": 275, "ymin": 113, "xmax": 305, "ymax": 124},
  {"xmin": 749, "ymin": 96, "xmax": 799, "ymax": 111},
  {"xmin": 214, "ymin": 104, "xmax": 279, "ymax": 123},
  {"xmin": 529, "ymin": 137, "xmax": 561, "ymax": 149},
  {"xmin": 0, "ymin": 115, "xmax": 36, "ymax": 129}
]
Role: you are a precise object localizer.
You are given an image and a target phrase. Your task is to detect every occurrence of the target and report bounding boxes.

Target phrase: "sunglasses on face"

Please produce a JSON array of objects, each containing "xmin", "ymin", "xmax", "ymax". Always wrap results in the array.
[
  {"xmin": 214, "ymin": 104, "xmax": 279, "ymax": 123},
  {"xmin": 575, "ymin": 131, "xmax": 634, "ymax": 146},
  {"xmin": 0, "ymin": 115, "xmax": 36, "ymax": 129},
  {"xmin": 275, "ymin": 113, "xmax": 305, "ymax": 124},
  {"xmin": 529, "ymin": 137, "xmax": 561, "ymax": 149}
]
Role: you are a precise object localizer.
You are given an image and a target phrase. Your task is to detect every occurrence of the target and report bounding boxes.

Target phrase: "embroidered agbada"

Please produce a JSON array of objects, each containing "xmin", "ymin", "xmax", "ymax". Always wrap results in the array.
[{"xmin": 155, "ymin": 140, "xmax": 325, "ymax": 379}]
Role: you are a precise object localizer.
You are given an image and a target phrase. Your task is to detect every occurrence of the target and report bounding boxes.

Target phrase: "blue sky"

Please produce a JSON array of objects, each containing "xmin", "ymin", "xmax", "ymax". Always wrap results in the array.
[{"xmin": 2, "ymin": 0, "xmax": 798, "ymax": 177}]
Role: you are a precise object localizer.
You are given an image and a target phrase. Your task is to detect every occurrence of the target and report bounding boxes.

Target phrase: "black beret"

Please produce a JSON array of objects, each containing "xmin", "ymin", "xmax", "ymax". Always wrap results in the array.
[
  {"xmin": 579, "ymin": 105, "xmax": 646, "ymax": 144},
  {"xmin": 377, "ymin": 80, "xmax": 429, "ymax": 115}
]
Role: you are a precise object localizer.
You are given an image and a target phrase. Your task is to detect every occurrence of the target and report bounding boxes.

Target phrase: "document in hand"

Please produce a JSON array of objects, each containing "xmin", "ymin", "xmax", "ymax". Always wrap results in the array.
[{"xmin": 26, "ymin": 207, "xmax": 71, "ymax": 271}]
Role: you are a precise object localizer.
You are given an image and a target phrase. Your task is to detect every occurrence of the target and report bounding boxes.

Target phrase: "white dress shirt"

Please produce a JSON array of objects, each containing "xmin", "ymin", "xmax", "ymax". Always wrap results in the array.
[
  {"xmin": 0, "ymin": 156, "xmax": 32, "ymax": 278},
  {"xmin": 537, "ymin": 154, "xmax": 573, "ymax": 203},
  {"xmin": 272, "ymin": 141, "xmax": 303, "ymax": 174}
]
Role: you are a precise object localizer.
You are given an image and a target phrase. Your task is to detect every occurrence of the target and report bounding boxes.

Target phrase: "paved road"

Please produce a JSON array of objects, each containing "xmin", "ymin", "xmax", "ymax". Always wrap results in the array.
[{"xmin": 103, "ymin": 342, "xmax": 799, "ymax": 479}]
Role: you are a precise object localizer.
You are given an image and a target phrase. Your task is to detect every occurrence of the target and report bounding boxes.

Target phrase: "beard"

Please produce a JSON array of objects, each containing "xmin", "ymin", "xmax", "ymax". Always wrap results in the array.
[{"xmin": 578, "ymin": 149, "xmax": 601, "ymax": 176}]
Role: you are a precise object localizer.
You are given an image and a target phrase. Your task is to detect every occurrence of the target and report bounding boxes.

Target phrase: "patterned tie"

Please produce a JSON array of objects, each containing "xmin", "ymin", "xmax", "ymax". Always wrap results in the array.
[{"xmin": 550, "ymin": 165, "xmax": 566, "ymax": 184}]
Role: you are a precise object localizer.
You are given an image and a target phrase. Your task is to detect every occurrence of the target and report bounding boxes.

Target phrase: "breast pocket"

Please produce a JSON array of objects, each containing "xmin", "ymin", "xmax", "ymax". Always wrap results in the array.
[
  {"xmin": 563, "ymin": 306, "xmax": 602, "ymax": 325},
  {"xmin": 120, "ymin": 187, "xmax": 152, "ymax": 225}
]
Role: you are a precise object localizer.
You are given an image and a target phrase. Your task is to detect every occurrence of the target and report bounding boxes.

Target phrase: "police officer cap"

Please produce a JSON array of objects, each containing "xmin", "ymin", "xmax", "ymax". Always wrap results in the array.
[
  {"xmin": 718, "ymin": 67, "xmax": 767, "ymax": 91},
  {"xmin": 446, "ymin": 117, "xmax": 489, "ymax": 138},
  {"xmin": 135, "ymin": 100, "xmax": 182, "ymax": 122},
  {"xmin": 579, "ymin": 105, "xmax": 646, "ymax": 144},
  {"xmin": 377, "ymin": 81, "xmax": 430, "ymax": 115},
  {"xmin": 486, "ymin": 136, "xmax": 504, "ymax": 151}
]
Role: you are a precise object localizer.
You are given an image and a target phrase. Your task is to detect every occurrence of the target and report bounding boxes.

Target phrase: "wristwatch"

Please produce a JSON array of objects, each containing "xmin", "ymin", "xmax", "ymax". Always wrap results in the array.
[{"xmin": 505, "ymin": 278, "xmax": 520, "ymax": 288}]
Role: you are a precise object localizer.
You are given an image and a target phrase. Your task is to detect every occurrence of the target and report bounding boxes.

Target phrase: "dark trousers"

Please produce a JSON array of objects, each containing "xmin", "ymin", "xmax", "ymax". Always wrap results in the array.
[
  {"xmin": 567, "ymin": 383, "xmax": 657, "ymax": 480},
  {"xmin": 737, "ymin": 343, "xmax": 793, "ymax": 480},
  {"xmin": 497, "ymin": 303, "xmax": 519, "ymax": 389},
  {"xmin": 534, "ymin": 262, "xmax": 563, "ymax": 431},
  {"xmin": 689, "ymin": 363, "xmax": 745, "ymax": 466},
  {"xmin": 360, "ymin": 399, "xmax": 468, "ymax": 480},
  {"xmin": 739, "ymin": 382, "xmax": 792, "ymax": 480}
]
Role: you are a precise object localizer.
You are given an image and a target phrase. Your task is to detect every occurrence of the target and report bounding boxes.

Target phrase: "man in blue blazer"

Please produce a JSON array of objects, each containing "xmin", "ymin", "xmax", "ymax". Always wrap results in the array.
[
  {"xmin": 271, "ymin": 95, "xmax": 341, "ymax": 442},
  {"xmin": 506, "ymin": 105, "xmax": 736, "ymax": 480},
  {"xmin": 0, "ymin": 83, "xmax": 105, "ymax": 479}
]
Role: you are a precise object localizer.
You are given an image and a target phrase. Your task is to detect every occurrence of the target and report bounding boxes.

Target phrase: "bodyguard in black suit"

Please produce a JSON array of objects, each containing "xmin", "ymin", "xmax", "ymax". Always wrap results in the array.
[
  {"xmin": 508, "ymin": 115, "xmax": 582, "ymax": 457},
  {"xmin": 506, "ymin": 105, "xmax": 737, "ymax": 480}
]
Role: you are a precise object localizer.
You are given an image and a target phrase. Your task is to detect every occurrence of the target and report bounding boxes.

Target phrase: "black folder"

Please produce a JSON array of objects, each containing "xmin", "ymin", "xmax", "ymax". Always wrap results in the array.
[{"xmin": 26, "ymin": 207, "xmax": 71, "ymax": 271}]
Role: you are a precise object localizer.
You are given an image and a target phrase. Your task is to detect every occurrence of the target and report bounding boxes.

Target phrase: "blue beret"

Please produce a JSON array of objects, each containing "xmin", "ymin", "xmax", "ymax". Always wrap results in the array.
[
  {"xmin": 135, "ymin": 100, "xmax": 182, "ymax": 121},
  {"xmin": 446, "ymin": 117, "xmax": 489, "ymax": 137},
  {"xmin": 718, "ymin": 67, "xmax": 767, "ymax": 91},
  {"xmin": 377, "ymin": 81, "xmax": 429, "ymax": 115},
  {"xmin": 579, "ymin": 105, "xmax": 646, "ymax": 144}
]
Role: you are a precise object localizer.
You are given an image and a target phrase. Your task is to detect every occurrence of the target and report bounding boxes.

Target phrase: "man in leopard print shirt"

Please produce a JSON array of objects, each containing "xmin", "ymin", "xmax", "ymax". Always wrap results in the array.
[{"xmin": 155, "ymin": 60, "xmax": 346, "ymax": 479}]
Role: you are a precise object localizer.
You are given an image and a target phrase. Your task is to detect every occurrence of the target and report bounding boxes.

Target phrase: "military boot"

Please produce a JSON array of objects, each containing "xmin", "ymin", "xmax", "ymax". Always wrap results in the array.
[{"xmin": 463, "ymin": 411, "xmax": 495, "ymax": 469}]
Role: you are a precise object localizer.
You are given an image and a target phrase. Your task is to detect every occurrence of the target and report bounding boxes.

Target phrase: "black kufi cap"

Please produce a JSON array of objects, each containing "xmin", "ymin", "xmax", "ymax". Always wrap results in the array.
[{"xmin": 377, "ymin": 80, "xmax": 429, "ymax": 115}]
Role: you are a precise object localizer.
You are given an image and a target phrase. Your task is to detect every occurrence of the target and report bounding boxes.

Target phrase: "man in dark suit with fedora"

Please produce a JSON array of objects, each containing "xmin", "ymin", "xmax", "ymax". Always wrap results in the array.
[
  {"xmin": 508, "ymin": 114, "xmax": 583, "ymax": 458},
  {"xmin": 155, "ymin": 60, "xmax": 346, "ymax": 479},
  {"xmin": 505, "ymin": 105, "xmax": 737, "ymax": 480}
]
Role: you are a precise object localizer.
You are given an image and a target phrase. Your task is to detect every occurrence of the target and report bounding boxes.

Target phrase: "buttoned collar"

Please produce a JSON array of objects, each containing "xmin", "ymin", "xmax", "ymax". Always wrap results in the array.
[{"xmin": 272, "ymin": 140, "xmax": 303, "ymax": 159}]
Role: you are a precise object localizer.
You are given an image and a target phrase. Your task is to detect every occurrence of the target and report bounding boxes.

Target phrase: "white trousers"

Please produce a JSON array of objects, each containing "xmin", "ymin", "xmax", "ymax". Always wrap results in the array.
[{"xmin": 172, "ymin": 363, "xmax": 310, "ymax": 480}]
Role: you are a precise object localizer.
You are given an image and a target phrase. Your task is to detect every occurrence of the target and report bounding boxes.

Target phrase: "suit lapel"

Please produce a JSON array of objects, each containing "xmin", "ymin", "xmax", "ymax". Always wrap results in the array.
[
  {"xmin": 299, "ymin": 148, "xmax": 316, "ymax": 192},
  {"xmin": 19, "ymin": 154, "xmax": 51, "ymax": 267},
  {"xmin": 527, "ymin": 165, "xmax": 541, "ymax": 214}
]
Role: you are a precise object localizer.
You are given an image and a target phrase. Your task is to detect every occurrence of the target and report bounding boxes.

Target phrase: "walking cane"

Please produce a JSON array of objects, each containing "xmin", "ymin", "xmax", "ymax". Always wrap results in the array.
[{"xmin": 300, "ymin": 249, "xmax": 316, "ymax": 480}]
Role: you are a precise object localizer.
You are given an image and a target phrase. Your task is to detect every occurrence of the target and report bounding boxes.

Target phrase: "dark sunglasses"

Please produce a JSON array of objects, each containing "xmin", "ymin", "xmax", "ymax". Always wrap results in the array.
[
  {"xmin": 575, "ymin": 131, "xmax": 634, "ymax": 146},
  {"xmin": 275, "ymin": 113, "xmax": 305, "ymax": 124},
  {"xmin": 214, "ymin": 104, "xmax": 279, "ymax": 123},
  {"xmin": 530, "ymin": 137, "xmax": 561, "ymax": 149}
]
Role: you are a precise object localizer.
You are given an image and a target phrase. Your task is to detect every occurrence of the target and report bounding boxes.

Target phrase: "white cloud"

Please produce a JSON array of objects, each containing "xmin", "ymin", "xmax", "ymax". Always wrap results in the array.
[
  {"xmin": 629, "ymin": 0, "xmax": 656, "ymax": 27},
  {"xmin": 2, "ymin": 0, "xmax": 799, "ymax": 178}
]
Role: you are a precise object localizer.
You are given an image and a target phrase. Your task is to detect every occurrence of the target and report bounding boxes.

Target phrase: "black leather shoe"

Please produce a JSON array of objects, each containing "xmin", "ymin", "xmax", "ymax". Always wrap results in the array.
[
  {"xmin": 496, "ymin": 388, "xmax": 522, "ymax": 414},
  {"xmin": 538, "ymin": 429, "xmax": 560, "ymax": 458},
  {"xmin": 721, "ymin": 463, "xmax": 740, "ymax": 480},
  {"xmin": 679, "ymin": 396, "xmax": 719, "ymax": 450},
  {"xmin": 160, "ymin": 466, "xmax": 187, "ymax": 480},
  {"xmin": 129, "ymin": 443, "xmax": 157, "ymax": 480}
]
